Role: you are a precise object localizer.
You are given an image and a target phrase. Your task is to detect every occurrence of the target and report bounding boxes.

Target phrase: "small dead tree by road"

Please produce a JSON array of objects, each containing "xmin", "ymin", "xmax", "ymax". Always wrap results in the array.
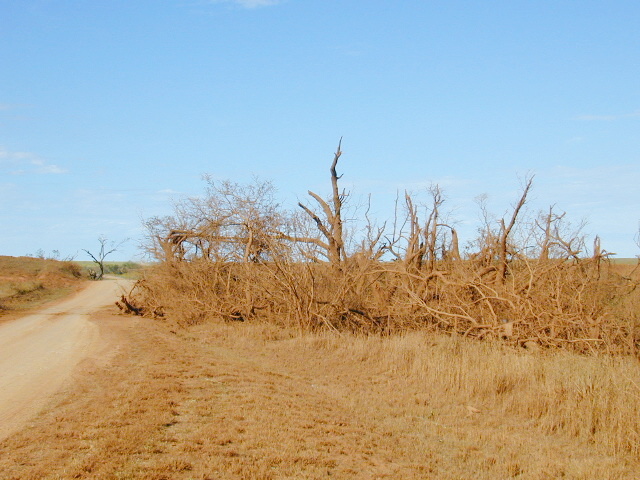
[{"xmin": 84, "ymin": 236, "xmax": 126, "ymax": 280}]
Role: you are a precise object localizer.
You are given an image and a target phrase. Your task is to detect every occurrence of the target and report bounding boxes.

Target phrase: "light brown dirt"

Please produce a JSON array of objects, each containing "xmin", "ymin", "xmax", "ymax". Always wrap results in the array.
[{"xmin": 0, "ymin": 277, "xmax": 133, "ymax": 441}]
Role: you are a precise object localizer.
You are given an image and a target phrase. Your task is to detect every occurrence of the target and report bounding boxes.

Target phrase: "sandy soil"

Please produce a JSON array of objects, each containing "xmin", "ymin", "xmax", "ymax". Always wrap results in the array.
[{"xmin": 0, "ymin": 277, "xmax": 133, "ymax": 442}]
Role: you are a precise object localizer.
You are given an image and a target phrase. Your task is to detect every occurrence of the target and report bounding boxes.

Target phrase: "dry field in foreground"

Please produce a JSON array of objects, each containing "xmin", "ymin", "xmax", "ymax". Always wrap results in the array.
[{"xmin": 1, "ymin": 305, "xmax": 639, "ymax": 479}]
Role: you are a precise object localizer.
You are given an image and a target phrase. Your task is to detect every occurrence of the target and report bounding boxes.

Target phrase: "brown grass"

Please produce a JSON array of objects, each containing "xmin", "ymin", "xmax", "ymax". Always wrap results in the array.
[
  {"xmin": 0, "ymin": 256, "xmax": 85, "ymax": 321},
  {"xmin": 1, "ymin": 307, "xmax": 639, "ymax": 479}
]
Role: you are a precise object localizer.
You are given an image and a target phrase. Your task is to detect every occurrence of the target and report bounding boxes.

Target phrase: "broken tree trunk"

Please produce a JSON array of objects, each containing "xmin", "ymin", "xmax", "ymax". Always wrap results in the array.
[
  {"xmin": 496, "ymin": 176, "xmax": 533, "ymax": 284},
  {"xmin": 298, "ymin": 139, "xmax": 346, "ymax": 266}
]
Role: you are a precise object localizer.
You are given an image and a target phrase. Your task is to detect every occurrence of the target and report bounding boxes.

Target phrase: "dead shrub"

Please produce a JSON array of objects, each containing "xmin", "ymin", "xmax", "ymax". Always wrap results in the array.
[{"xmin": 127, "ymin": 144, "xmax": 640, "ymax": 356}]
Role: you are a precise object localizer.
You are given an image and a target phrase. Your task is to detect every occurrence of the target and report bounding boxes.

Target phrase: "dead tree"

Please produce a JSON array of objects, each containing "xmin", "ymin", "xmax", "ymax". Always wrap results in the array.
[
  {"xmin": 496, "ymin": 176, "xmax": 533, "ymax": 284},
  {"xmin": 399, "ymin": 186, "xmax": 447, "ymax": 271},
  {"xmin": 403, "ymin": 192, "xmax": 426, "ymax": 271},
  {"xmin": 424, "ymin": 185, "xmax": 444, "ymax": 271},
  {"xmin": 438, "ymin": 224, "xmax": 461, "ymax": 262},
  {"xmin": 83, "ymin": 236, "xmax": 126, "ymax": 280},
  {"xmin": 165, "ymin": 229, "xmax": 191, "ymax": 261},
  {"xmin": 298, "ymin": 139, "xmax": 347, "ymax": 266},
  {"xmin": 536, "ymin": 206, "xmax": 565, "ymax": 261},
  {"xmin": 358, "ymin": 194, "xmax": 387, "ymax": 261}
]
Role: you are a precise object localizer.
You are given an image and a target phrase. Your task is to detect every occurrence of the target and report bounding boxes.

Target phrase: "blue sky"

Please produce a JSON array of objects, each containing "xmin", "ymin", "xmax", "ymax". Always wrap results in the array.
[{"xmin": 1, "ymin": 0, "xmax": 639, "ymax": 260}]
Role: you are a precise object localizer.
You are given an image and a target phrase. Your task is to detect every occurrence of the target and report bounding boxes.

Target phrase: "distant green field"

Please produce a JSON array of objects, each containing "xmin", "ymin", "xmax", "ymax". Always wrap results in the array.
[
  {"xmin": 75, "ymin": 261, "xmax": 145, "ymax": 278},
  {"xmin": 610, "ymin": 257, "xmax": 639, "ymax": 265}
]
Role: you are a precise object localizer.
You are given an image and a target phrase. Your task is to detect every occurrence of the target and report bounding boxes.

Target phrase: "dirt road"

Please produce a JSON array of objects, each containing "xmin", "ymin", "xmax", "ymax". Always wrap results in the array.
[{"xmin": 0, "ymin": 278, "xmax": 132, "ymax": 441}]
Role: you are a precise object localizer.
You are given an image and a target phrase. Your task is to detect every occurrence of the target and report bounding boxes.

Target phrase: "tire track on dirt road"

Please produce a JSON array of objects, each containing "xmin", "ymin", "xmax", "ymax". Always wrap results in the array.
[{"xmin": 0, "ymin": 277, "xmax": 133, "ymax": 442}]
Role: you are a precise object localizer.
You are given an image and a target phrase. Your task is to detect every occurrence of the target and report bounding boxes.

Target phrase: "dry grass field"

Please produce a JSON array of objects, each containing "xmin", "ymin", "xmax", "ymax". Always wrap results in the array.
[
  {"xmin": 1, "ymin": 305, "xmax": 639, "ymax": 479},
  {"xmin": 0, "ymin": 256, "xmax": 85, "ymax": 323}
]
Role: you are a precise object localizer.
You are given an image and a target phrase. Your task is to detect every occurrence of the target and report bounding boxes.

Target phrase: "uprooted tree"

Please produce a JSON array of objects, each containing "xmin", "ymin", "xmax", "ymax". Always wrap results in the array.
[
  {"xmin": 145, "ymin": 177, "xmax": 286, "ymax": 264},
  {"xmin": 129, "ymin": 143, "xmax": 640, "ymax": 355}
]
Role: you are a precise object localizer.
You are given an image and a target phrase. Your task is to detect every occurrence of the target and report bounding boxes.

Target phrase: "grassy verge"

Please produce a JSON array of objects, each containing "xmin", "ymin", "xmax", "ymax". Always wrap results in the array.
[{"xmin": 0, "ymin": 256, "xmax": 86, "ymax": 320}]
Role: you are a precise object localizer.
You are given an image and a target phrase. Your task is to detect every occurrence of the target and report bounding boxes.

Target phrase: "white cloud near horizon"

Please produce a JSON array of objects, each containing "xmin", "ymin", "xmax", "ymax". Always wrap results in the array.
[{"xmin": 0, "ymin": 146, "xmax": 66, "ymax": 175}]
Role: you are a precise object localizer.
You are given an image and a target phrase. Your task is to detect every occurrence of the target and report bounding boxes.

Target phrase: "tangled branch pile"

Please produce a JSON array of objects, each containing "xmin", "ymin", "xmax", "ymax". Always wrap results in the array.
[{"xmin": 132, "ymin": 143, "xmax": 639, "ymax": 355}]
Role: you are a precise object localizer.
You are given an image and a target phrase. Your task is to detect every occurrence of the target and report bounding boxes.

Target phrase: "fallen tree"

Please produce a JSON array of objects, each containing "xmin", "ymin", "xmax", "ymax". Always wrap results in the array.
[{"xmin": 127, "ymin": 144, "xmax": 639, "ymax": 355}]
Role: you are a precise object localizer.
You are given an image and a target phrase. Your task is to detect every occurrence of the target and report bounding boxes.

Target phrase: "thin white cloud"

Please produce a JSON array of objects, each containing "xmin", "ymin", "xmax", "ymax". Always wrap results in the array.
[
  {"xmin": 574, "ymin": 110, "xmax": 640, "ymax": 121},
  {"xmin": 0, "ymin": 147, "xmax": 30, "ymax": 162},
  {"xmin": 0, "ymin": 103, "xmax": 30, "ymax": 112},
  {"xmin": 0, "ymin": 146, "xmax": 67, "ymax": 175},
  {"xmin": 30, "ymin": 158, "xmax": 66, "ymax": 174}
]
